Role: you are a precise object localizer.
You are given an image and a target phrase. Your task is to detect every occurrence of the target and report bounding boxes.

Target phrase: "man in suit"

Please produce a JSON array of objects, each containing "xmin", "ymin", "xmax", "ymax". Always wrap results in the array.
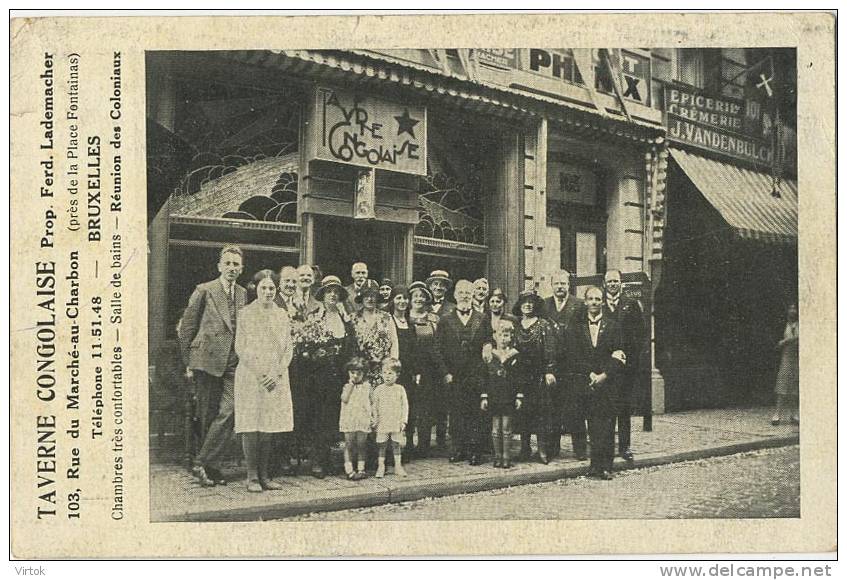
[
  {"xmin": 543, "ymin": 269, "xmax": 586, "ymax": 459},
  {"xmin": 295, "ymin": 264, "xmax": 323, "ymax": 319},
  {"xmin": 602, "ymin": 269, "xmax": 645, "ymax": 462},
  {"xmin": 564, "ymin": 285, "xmax": 627, "ymax": 480},
  {"xmin": 435, "ymin": 279, "xmax": 489, "ymax": 465},
  {"xmin": 178, "ymin": 245, "xmax": 246, "ymax": 487},
  {"xmin": 274, "ymin": 266, "xmax": 299, "ymax": 314},
  {"xmin": 342, "ymin": 261, "xmax": 370, "ymax": 316},
  {"xmin": 427, "ymin": 269, "xmax": 456, "ymax": 317},
  {"xmin": 471, "ymin": 277, "xmax": 490, "ymax": 314}
]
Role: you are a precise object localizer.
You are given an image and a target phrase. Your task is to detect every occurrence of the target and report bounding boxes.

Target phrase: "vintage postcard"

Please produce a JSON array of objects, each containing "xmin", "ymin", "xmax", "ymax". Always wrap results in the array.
[{"xmin": 9, "ymin": 12, "xmax": 836, "ymax": 558}]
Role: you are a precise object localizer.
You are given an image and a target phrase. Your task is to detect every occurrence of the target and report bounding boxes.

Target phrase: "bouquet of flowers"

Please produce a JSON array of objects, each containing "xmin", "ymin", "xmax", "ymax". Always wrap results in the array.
[
  {"xmin": 354, "ymin": 318, "xmax": 392, "ymax": 365},
  {"xmin": 294, "ymin": 313, "xmax": 338, "ymax": 360}
]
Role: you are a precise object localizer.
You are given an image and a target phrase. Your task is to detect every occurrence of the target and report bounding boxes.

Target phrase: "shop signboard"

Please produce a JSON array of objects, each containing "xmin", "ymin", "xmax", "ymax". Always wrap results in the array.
[
  {"xmin": 312, "ymin": 86, "xmax": 427, "ymax": 176},
  {"xmin": 478, "ymin": 48, "xmax": 651, "ymax": 107},
  {"xmin": 664, "ymin": 84, "xmax": 774, "ymax": 165}
]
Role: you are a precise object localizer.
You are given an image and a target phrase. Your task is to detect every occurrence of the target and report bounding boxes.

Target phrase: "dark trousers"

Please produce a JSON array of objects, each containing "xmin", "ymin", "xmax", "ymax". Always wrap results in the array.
[
  {"xmin": 448, "ymin": 385, "xmax": 482, "ymax": 456},
  {"xmin": 303, "ymin": 362, "xmax": 343, "ymax": 471},
  {"xmin": 588, "ymin": 413, "xmax": 615, "ymax": 473},
  {"xmin": 194, "ymin": 369, "xmax": 235, "ymax": 469},
  {"xmin": 410, "ymin": 377, "xmax": 436, "ymax": 452},
  {"xmin": 616, "ymin": 371, "xmax": 636, "ymax": 453}
]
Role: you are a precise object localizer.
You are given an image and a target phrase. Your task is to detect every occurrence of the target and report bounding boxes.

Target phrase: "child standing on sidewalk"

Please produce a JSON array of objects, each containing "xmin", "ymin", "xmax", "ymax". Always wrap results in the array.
[
  {"xmin": 371, "ymin": 358, "xmax": 409, "ymax": 478},
  {"xmin": 339, "ymin": 357, "xmax": 372, "ymax": 480},
  {"xmin": 480, "ymin": 320, "xmax": 523, "ymax": 469}
]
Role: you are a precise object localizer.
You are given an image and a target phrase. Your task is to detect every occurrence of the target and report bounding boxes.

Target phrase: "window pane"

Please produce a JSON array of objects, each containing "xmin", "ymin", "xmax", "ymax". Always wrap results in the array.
[
  {"xmin": 544, "ymin": 226, "xmax": 562, "ymax": 278},
  {"xmin": 576, "ymin": 232, "xmax": 597, "ymax": 276},
  {"xmin": 677, "ymin": 48, "xmax": 703, "ymax": 88}
]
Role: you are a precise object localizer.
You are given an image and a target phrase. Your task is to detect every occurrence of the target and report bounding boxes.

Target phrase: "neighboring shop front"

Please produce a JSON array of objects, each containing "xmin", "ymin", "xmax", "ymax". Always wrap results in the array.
[{"xmin": 653, "ymin": 49, "xmax": 798, "ymax": 410}]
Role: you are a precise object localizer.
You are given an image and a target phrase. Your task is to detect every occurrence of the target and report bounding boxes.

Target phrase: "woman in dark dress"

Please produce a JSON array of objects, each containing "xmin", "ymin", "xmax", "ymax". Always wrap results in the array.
[
  {"xmin": 388, "ymin": 285, "xmax": 417, "ymax": 461},
  {"xmin": 406, "ymin": 280, "xmax": 444, "ymax": 457},
  {"xmin": 512, "ymin": 290, "xmax": 558, "ymax": 464},
  {"xmin": 297, "ymin": 275, "xmax": 357, "ymax": 478}
]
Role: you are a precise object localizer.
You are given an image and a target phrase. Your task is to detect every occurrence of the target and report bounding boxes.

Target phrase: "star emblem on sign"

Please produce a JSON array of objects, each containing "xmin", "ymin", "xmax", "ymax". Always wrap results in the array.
[{"xmin": 394, "ymin": 108, "xmax": 420, "ymax": 139}]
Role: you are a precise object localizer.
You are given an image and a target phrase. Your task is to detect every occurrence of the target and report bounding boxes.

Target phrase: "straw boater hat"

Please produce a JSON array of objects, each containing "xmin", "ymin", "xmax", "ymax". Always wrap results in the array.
[
  {"xmin": 408, "ymin": 280, "xmax": 434, "ymax": 302},
  {"xmin": 315, "ymin": 275, "xmax": 349, "ymax": 302},
  {"xmin": 425, "ymin": 269, "xmax": 453, "ymax": 289},
  {"xmin": 354, "ymin": 279, "xmax": 381, "ymax": 303},
  {"xmin": 512, "ymin": 289, "xmax": 545, "ymax": 317}
]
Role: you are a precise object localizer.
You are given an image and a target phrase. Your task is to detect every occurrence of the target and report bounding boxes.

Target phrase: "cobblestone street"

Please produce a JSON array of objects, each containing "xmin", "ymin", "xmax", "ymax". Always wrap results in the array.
[{"xmin": 277, "ymin": 445, "xmax": 800, "ymax": 521}]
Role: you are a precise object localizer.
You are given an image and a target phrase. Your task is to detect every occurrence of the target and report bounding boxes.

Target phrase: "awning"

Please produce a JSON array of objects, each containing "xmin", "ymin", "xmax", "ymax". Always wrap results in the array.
[{"xmin": 670, "ymin": 148, "xmax": 797, "ymax": 244}]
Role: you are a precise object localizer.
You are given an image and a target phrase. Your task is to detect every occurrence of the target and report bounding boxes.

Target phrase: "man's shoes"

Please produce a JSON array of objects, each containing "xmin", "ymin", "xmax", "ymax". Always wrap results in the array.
[
  {"xmin": 260, "ymin": 478, "xmax": 284, "ymax": 490},
  {"xmin": 771, "ymin": 416, "xmax": 781, "ymax": 426},
  {"xmin": 790, "ymin": 416, "xmax": 800, "ymax": 425},
  {"xmin": 246, "ymin": 479, "xmax": 263, "ymax": 492},
  {"xmin": 205, "ymin": 466, "xmax": 227, "ymax": 486},
  {"xmin": 311, "ymin": 467, "xmax": 325, "ymax": 479},
  {"xmin": 501, "ymin": 460, "xmax": 513, "ymax": 469},
  {"xmin": 621, "ymin": 448, "xmax": 634, "ymax": 462},
  {"xmin": 192, "ymin": 465, "xmax": 216, "ymax": 487},
  {"xmin": 469, "ymin": 455, "xmax": 481, "ymax": 466},
  {"xmin": 493, "ymin": 459, "xmax": 502, "ymax": 468},
  {"xmin": 601, "ymin": 470, "xmax": 614, "ymax": 481},
  {"xmin": 576, "ymin": 453, "xmax": 588, "ymax": 461},
  {"xmin": 449, "ymin": 452, "xmax": 465, "ymax": 463}
]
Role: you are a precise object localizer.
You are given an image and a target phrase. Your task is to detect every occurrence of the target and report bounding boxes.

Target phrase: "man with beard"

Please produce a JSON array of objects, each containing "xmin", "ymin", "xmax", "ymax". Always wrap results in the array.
[
  {"xmin": 435, "ymin": 280, "xmax": 489, "ymax": 465},
  {"xmin": 179, "ymin": 245, "xmax": 246, "ymax": 487},
  {"xmin": 543, "ymin": 269, "xmax": 586, "ymax": 459}
]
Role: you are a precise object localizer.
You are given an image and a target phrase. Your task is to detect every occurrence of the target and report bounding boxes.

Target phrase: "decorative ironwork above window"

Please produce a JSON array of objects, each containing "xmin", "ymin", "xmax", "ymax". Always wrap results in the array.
[
  {"xmin": 162, "ymin": 79, "xmax": 302, "ymax": 224},
  {"xmin": 415, "ymin": 126, "xmax": 486, "ymax": 245}
]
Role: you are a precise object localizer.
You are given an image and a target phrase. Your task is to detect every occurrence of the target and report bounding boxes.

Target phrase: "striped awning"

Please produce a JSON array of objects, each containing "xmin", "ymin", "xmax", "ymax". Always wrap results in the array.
[{"xmin": 670, "ymin": 148, "xmax": 797, "ymax": 244}]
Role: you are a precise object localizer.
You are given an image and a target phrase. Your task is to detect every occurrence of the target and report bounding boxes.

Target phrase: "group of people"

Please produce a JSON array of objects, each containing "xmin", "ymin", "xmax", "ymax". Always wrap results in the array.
[{"xmin": 177, "ymin": 245, "xmax": 647, "ymax": 491}]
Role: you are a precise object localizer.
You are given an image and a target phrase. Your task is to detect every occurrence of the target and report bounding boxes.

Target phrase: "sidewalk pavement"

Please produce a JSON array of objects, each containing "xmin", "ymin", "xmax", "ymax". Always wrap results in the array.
[{"xmin": 150, "ymin": 407, "xmax": 799, "ymax": 522}]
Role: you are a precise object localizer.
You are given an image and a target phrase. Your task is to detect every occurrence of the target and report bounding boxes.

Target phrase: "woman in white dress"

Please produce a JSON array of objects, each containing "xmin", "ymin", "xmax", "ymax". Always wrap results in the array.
[{"xmin": 235, "ymin": 270, "xmax": 294, "ymax": 492}]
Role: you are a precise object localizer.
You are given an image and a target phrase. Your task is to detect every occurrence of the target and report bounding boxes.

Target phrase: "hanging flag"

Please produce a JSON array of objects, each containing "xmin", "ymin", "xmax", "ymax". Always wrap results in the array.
[
  {"xmin": 457, "ymin": 49, "xmax": 479, "ymax": 81},
  {"xmin": 428, "ymin": 49, "xmax": 451, "ymax": 75},
  {"xmin": 602, "ymin": 48, "xmax": 632, "ymax": 122},
  {"xmin": 572, "ymin": 48, "xmax": 607, "ymax": 117}
]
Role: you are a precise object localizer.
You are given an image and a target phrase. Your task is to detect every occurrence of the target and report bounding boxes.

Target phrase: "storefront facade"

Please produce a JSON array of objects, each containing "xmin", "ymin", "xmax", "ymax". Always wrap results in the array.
[
  {"xmin": 650, "ymin": 48, "xmax": 799, "ymax": 410},
  {"xmin": 146, "ymin": 49, "xmax": 670, "ymax": 445}
]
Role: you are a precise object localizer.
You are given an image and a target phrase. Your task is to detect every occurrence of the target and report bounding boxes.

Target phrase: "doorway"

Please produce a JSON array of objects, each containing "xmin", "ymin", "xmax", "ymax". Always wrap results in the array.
[{"xmin": 312, "ymin": 215, "xmax": 409, "ymax": 285}]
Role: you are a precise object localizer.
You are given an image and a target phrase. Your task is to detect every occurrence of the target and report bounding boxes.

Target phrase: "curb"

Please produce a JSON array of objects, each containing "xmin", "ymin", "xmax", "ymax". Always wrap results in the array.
[{"xmin": 166, "ymin": 434, "xmax": 799, "ymax": 522}]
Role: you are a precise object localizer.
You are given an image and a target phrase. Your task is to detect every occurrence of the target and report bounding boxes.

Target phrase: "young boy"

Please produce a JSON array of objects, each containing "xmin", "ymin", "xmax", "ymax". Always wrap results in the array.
[{"xmin": 371, "ymin": 358, "xmax": 409, "ymax": 478}]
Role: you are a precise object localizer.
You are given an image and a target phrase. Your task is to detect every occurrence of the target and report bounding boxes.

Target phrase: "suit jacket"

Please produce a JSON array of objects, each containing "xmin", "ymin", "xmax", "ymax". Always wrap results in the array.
[
  {"xmin": 342, "ymin": 283, "xmax": 363, "ymax": 316},
  {"xmin": 564, "ymin": 313, "xmax": 625, "ymax": 414},
  {"xmin": 178, "ymin": 279, "xmax": 246, "ymax": 377},
  {"xmin": 434, "ymin": 309, "xmax": 487, "ymax": 383},
  {"xmin": 543, "ymin": 294, "xmax": 585, "ymax": 334},
  {"xmin": 543, "ymin": 294, "xmax": 585, "ymax": 377},
  {"xmin": 430, "ymin": 299, "xmax": 456, "ymax": 317},
  {"xmin": 603, "ymin": 294, "xmax": 645, "ymax": 368}
]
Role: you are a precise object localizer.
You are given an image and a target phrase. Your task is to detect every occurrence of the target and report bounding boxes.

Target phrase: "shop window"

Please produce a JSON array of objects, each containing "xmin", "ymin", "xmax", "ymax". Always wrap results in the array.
[{"xmin": 675, "ymin": 48, "xmax": 705, "ymax": 88}]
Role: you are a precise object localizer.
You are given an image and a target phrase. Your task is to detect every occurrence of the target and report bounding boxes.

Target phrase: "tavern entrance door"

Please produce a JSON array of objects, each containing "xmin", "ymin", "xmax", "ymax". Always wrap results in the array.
[{"xmin": 311, "ymin": 215, "xmax": 412, "ymax": 287}]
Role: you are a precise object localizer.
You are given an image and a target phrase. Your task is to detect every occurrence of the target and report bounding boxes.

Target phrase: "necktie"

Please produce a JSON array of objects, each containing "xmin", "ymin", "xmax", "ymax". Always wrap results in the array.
[
  {"xmin": 457, "ymin": 309, "xmax": 471, "ymax": 316},
  {"xmin": 227, "ymin": 284, "xmax": 236, "ymax": 329}
]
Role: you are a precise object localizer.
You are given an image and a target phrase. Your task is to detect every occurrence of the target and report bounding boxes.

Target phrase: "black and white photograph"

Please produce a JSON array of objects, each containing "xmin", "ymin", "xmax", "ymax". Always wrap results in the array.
[{"xmin": 144, "ymin": 45, "xmax": 802, "ymax": 524}]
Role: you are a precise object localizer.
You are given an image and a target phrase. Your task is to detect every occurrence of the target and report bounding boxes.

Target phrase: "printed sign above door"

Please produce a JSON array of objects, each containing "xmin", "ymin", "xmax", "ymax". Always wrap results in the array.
[{"xmin": 312, "ymin": 86, "xmax": 427, "ymax": 176}]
